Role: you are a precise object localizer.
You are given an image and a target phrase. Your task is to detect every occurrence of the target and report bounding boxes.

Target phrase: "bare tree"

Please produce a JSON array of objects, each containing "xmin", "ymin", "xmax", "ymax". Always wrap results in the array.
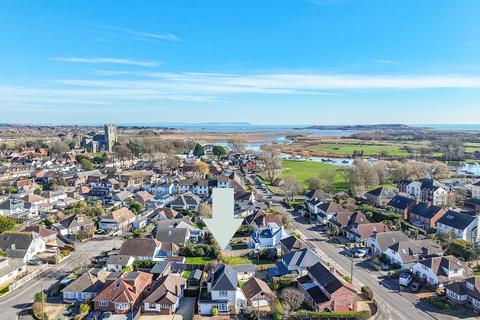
[
  {"xmin": 280, "ymin": 288, "xmax": 304, "ymax": 314},
  {"xmin": 346, "ymin": 159, "xmax": 379, "ymax": 196},
  {"xmin": 198, "ymin": 203, "xmax": 212, "ymax": 218},
  {"xmin": 306, "ymin": 176, "xmax": 323, "ymax": 190},
  {"xmin": 280, "ymin": 177, "xmax": 303, "ymax": 201},
  {"xmin": 261, "ymin": 151, "xmax": 283, "ymax": 184},
  {"xmin": 441, "ymin": 138, "xmax": 465, "ymax": 161},
  {"xmin": 319, "ymin": 167, "xmax": 338, "ymax": 193},
  {"xmin": 227, "ymin": 140, "xmax": 247, "ymax": 153}
]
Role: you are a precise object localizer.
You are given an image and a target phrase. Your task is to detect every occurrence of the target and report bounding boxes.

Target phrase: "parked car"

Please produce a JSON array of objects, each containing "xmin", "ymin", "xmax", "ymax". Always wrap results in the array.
[
  {"xmin": 46, "ymin": 247, "xmax": 58, "ymax": 253},
  {"xmin": 410, "ymin": 282, "xmax": 420, "ymax": 292},
  {"xmin": 96, "ymin": 229, "xmax": 106, "ymax": 234},
  {"xmin": 353, "ymin": 248, "xmax": 369, "ymax": 258},
  {"xmin": 399, "ymin": 272, "xmax": 412, "ymax": 286},
  {"xmin": 27, "ymin": 259, "xmax": 43, "ymax": 266}
]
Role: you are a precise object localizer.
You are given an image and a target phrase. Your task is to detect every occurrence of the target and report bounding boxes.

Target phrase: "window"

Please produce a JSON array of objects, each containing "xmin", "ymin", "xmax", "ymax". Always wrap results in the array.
[
  {"xmin": 218, "ymin": 303, "xmax": 228, "ymax": 312},
  {"xmin": 115, "ymin": 302, "xmax": 130, "ymax": 310},
  {"xmin": 219, "ymin": 290, "xmax": 228, "ymax": 297},
  {"xmin": 149, "ymin": 303, "xmax": 157, "ymax": 309},
  {"xmin": 99, "ymin": 300, "xmax": 109, "ymax": 307}
]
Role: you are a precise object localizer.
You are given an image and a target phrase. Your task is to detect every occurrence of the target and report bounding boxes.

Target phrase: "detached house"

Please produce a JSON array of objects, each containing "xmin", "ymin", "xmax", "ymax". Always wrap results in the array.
[
  {"xmin": 250, "ymin": 222, "xmax": 289, "ymax": 250},
  {"xmin": 298, "ymin": 262, "xmax": 357, "ymax": 312},
  {"xmin": 445, "ymin": 277, "xmax": 480, "ymax": 311},
  {"xmin": 93, "ymin": 271, "xmax": 153, "ymax": 314},
  {"xmin": 383, "ymin": 239, "xmax": 443, "ymax": 269},
  {"xmin": 412, "ymin": 255, "xmax": 472, "ymax": 289},
  {"xmin": 274, "ymin": 248, "xmax": 322, "ymax": 277},
  {"xmin": 198, "ymin": 264, "xmax": 247, "ymax": 315},
  {"xmin": 143, "ymin": 274, "xmax": 187, "ymax": 315},
  {"xmin": 436, "ymin": 210, "xmax": 479, "ymax": 243},
  {"xmin": 119, "ymin": 238, "xmax": 178, "ymax": 261},
  {"xmin": 167, "ymin": 192, "xmax": 200, "ymax": 211},
  {"xmin": 316, "ymin": 202, "xmax": 344, "ymax": 225},
  {"xmin": 398, "ymin": 178, "xmax": 449, "ymax": 207},
  {"xmin": 0, "ymin": 231, "xmax": 46, "ymax": 263},
  {"xmin": 98, "ymin": 207, "xmax": 136, "ymax": 232},
  {"xmin": 62, "ymin": 269, "xmax": 110, "ymax": 303},
  {"xmin": 54, "ymin": 214, "xmax": 95, "ymax": 236},
  {"xmin": 388, "ymin": 195, "xmax": 417, "ymax": 218},
  {"xmin": 241, "ymin": 277, "xmax": 274, "ymax": 310}
]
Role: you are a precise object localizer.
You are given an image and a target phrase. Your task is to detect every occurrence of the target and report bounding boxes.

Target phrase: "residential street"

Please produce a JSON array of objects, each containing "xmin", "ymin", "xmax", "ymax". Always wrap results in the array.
[{"xmin": 0, "ymin": 236, "xmax": 123, "ymax": 319}]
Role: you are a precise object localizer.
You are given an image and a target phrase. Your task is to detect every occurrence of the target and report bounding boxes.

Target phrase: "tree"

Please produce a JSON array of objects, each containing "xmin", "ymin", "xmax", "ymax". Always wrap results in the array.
[
  {"xmin": 319, "ymin": 167, "xmax": 338, "ymax": 193},
  {"xmin": 306, "ymin": 177, "xmax": 323, "ymax": 190},
  {"xmin": 346, "ymin": 159, "xmax": 379, "ymax": 196},
  {"xmin": 0, "ymin": 216, "xmax": 16, "ymax": 233},
  {"xmin": 261, "ymin": 151, "xmax": 283, "ymax": 184},
  {"xmin": 228, "ymin": 140, "xmax": 247, "ymax": 153},
  {"xmin": 195, "ymin": 161, "xmax": 210, "ymax": 176},
  {"xmin": 193, "ymin": 143, "xmax": 205, "ymax": 158},
  {"xmin": 198, "ymin": 203, "xmax": 212, "ymax": 218},
  {"xmin": 49, "ymin": 140, "xmax": 69, "ymax": 156},
  {"xmin": 212, "ymin": 145, "xmax": 228, "ymax": 159},
  {"xmin": 280, "ymin": 177, "xmax": 303, "ymax": 201},
  {"xmin": 441, "ymin": 138, "xmax": 465, "ymax": 161},
  {"xmin": 280, "ymin": 288, "xmax": 303, "ymax": 314},
  {"xmin": 113, "ymin": 143, "xmax": 133, "ymax": 160},
  {"xmin": 79, "ymin": 157, "xmax": 94, "ymax": 171},
  {"xmin": 129, "ymin": 200, "xmax": 144, "ymax": 214}
]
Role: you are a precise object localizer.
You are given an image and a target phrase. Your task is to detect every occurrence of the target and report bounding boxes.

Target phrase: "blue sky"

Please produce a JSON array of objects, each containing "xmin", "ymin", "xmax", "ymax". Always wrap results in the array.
[{"xmin": 1, "ymin": 0, "xmax": 480, "ymax": 125}]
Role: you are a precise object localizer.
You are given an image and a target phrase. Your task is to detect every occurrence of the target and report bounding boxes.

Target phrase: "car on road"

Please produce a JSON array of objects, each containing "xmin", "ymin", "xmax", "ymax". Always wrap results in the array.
[
  {"xmin": 399, "ymin": 272, "xmax": 413, "ymax": 286},
  {"xmin": 352, "ymin": 248, "xmax": 369, "ymax": 258},
  {"xmin": 27, "ymin": 259, "xmax": 43, "ymax": 266}
]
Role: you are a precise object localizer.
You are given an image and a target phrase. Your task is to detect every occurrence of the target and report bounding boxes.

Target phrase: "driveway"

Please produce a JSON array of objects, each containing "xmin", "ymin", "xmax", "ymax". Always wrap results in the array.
[{"xmin": 140, "ymin": 297, "xmax": 196, "ymax": 320}]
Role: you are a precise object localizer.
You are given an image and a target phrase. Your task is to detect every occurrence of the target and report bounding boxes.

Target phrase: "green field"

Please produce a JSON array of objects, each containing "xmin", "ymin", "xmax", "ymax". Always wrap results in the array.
[
  {"xmin": 278, "ymin": 159, "xmax": 347, "ymax": 191},
  {"xmin": 305, "ymin": 142, "xmax": 409, "ymax": 157},
  {"xmin": 185, "ymin": 257, "xmax": 213, "ymax": 264}
]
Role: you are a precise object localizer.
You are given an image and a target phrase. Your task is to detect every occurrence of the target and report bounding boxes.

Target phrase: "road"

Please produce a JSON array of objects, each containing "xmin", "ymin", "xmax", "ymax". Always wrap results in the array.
[{"xmin": 0, "ymin": 236, "xmax": 123, "ymax": 319}]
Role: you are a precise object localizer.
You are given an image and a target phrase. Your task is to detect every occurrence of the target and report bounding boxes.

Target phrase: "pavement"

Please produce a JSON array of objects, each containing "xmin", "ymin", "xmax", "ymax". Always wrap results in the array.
[{"xmin": 0, "ymin": 236, "xmax": 123, "ymax": 319}]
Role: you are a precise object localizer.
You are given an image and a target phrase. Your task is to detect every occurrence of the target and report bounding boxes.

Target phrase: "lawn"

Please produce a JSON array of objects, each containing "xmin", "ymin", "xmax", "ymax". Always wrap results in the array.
[
  {"xmin": 185, "ymin": 257, "xmax": 213, "ymax": 264},
  {"xmin": 182, "ymin": 270, "xmax": 192, "ymax": 278},
  {"xmin": 305, "ymin": 142, "xmax": 410, "ymax": 157},
  {"xmin": 222, "ymin": 256, "xmax": 251, "ymax": 266},
  {"xmin": 278, "ymin": 159, "xmax": 347, "ymax": 191}
]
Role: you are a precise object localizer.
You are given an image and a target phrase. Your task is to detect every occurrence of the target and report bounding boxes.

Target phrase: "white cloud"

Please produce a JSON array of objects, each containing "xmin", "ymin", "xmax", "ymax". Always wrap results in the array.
[
  {"xmin": 368, "ymin": 59, "xmax": 399, "ymax": 65},
  {"xmin": 97, "ymin": 25, "xmax": 182, "ymax": 43},
  {"xmin": 2, "ymin": 71, "xmax": 480, "ymax": 107},
  {"xmin": 52, "ymin": 57, "xmax": 160, "ymax": 67}
]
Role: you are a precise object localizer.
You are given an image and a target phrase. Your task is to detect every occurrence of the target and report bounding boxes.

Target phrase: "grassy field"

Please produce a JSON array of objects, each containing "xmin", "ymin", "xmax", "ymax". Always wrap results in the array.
[
  {"xmin": 185, "ymin": 257, "xmax": 213, "ymax": 264},
  {"xmin": 305, "ymin": 142, "xmax": 410, "ymax": 157},
  {"xmin": 278, "ymin": 159, "xmax": 347, "ymax": 191}
]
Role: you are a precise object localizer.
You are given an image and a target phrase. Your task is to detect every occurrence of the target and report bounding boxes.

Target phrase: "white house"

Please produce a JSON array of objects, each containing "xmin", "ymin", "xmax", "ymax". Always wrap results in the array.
[
  {"xmin": 0, "ymin": 258, "xmax": 26, "ymax": 288},
  {"xmin": 0, "ymin": 231, "xmax": 46, "ymax": 263},
  {"xmin": 436, "ymin": 210, "xmax": 479, "ymax": 243},
  {"xmin": 106, "ymin": 255, "xmax": 135, "ymax": 272},
  {"xmin": 250, "ymin": 222, "xmax": 289, "ymax": 250},
  {"xmin": 412, "ymin": 255, "xmax": 471, "ymax": 289},
  {"xmin": 98, "ymin": 207, "xmax": 136, "ymax": 232},
  {"xmin": 472, "ymin": 181, "xmax": 480, "ymax": 199},
  {"xmin": 198, "ymin": 264, "xmax": 247, "ymax": 315}
]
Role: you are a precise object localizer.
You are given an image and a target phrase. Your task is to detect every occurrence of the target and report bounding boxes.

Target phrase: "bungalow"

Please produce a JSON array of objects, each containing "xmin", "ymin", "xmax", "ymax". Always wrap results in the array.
[
  {"xmin": 241, "ymin": 277, "xmax": 274, "ymax": 309},
  {"xmin": 54, "ymin": 214, "xmax": 95, "ymax": 236},
  {"xmin": 0, "ymin": 258, "xmax": 26, "ymax": 288},
  {"xmin": 150, "ymin": 208, "xmax": 182, "ymax": 221},
  {"xmin": 412, "ymin": 255, "xmax": 472, "ymax": 289},
  {"xmin": 297, "ymin": 262, "xmax": 357, "ymax": 312},
  {"xmin": 278, "ymin": 248, "xmax": 322, "ymax": 277},
  {"xmin": 93, "ymin": 271, "xmax": 153, "ymax": 314},
  {"xmin": 167, "ymin": 192, "xmax": 200, "ymax": 211},
  {"xmin": 233, "ymin": 264, "xmax": 256, "ymax": 281},
  {"xmin": 143, "ymin": 274, "xmax": 187, "ymax": 315},
  {"xmin": 367, "ymin": 231, "xmax": 410, "ymax": 255},
  {"xmin": 119, "ymin": 238, "xmax": 179, "ymax": 261},
  {"xmin": 98, "ymin": 207, "xmax": 136, "ymax": 232},
  {"xmin": 316, "ymin": 202, "xmax": 344, "ymax": 225},
  {"xmin": 409, "ymin": 202, "xmax": 446, "ymax": 231},
  {"xmin": 133, "ymin": 191, "xmax": 155, "ymax": 205},
  {"xmin": 436, "ymin": 210, "xmax": 479, "ymax": 243},
  {"xmin": 445, "ymin": 276, "xmax": 480, "ymax": 311},
  {"xmin": 383, "ymin": 239, "xmax": 443, "ymax": 269},
  {"xmin": 198, "ymin": 264, "xmax": 247, "ymax": 315},
  {"xmin": 106, "ymin": 255, "xmax": 135, "ymax": 272},
  {"xmin": 280, "ymin": 236, "xmax": 307, "ymax": 256},
  {"xmin": 62, "ymin": 269, "xmax": 110, "ymax": 303},
  {"xmin": 344, "ymin": 222, "xmax": 390, "ymax": 244}
]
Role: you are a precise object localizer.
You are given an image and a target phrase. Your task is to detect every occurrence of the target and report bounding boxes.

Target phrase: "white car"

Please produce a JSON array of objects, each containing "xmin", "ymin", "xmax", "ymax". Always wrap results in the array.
[
  {"xmin": 46, "ymin": 247, "xmax": 58, "ymax": 253},
  {"xmin": 353, "ymin": 248, "xmax": 369, "ymax": 258},
  {"xmin": 399, "ymin": 272, "xmax": 412, "ymax": 286}
]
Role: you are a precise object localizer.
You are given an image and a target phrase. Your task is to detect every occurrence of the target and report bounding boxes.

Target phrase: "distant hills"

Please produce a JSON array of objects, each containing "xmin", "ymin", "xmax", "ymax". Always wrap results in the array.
[{"xmin": 302, "ymin": 124, "xmax": 428, "ymax": 131}]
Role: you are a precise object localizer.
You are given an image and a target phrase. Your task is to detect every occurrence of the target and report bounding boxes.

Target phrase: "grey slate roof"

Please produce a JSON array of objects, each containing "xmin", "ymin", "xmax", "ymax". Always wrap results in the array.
[
  {"xmin": 209, "ymin": 264, "xmax": 237, "ymax": 291},
  {"xmin": 437, "ymin": 210, "xmax": 477, "ymax": 230},
  {"xmin": 282, "ymin": 248, "xmax": 322, "ymax": 269},
  {"xmin": 370, "ymin": 231, "xmax": 410, "ymax": 252}
]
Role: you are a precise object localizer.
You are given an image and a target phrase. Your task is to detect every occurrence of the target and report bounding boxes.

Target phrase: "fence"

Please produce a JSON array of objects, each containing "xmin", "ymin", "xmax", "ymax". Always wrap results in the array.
[{"xmin": 9, "ymin": 264, "xmax": 49, "ymax": 292}]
